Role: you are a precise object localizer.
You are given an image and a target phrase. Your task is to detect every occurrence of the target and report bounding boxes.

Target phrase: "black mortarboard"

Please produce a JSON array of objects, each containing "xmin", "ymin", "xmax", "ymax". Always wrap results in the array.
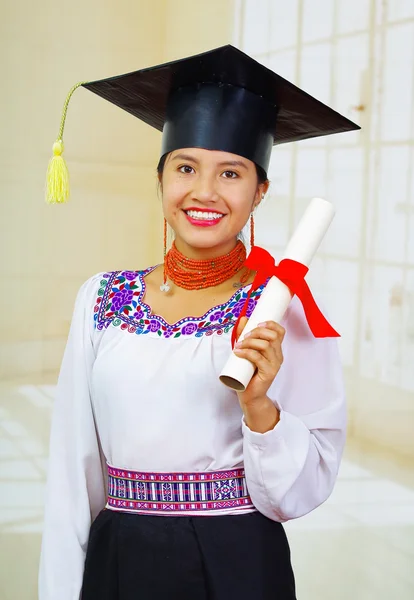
[{"xmin": 46, "ymin": 45, "xmax": 360, "ymax": 204}]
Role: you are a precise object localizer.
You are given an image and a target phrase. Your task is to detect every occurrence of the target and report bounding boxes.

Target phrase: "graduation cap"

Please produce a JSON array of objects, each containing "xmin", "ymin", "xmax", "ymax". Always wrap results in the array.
[{"xmin": 46, "ymin": 44, "xmax": 360, "ymax": 204}]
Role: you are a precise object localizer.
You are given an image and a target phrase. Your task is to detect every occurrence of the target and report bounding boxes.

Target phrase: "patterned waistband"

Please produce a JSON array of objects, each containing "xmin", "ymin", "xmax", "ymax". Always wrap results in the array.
[{"xmin": 106, "ymin": 464, "xmax": 255, "ymax": 515}]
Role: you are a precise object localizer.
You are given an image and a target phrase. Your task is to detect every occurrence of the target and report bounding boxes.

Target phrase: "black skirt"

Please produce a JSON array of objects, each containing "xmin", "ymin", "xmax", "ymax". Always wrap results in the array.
[{"xmin": 82, "ymin": 508, "xmax": 296, "ymax": 599}]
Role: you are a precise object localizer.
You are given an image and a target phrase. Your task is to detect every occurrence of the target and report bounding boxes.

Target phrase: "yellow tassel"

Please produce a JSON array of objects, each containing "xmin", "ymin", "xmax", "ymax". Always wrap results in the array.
[
  {"xmin": 46, "ymin": 140, "xmax": 69, "ymax": 204},
  {"xmin": 45, "ymin": 81, "xmax": 87, "ymax": 205}
]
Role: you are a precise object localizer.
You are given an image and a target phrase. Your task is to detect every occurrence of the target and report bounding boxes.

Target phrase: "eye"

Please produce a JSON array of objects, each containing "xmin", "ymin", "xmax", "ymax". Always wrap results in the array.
[
  {"xmin": 222, "ymin": 170, "xmax": 238, "ymax": 179},
  {"xmin": 178, "ymin": 165, "xmax": 195, "ymax": 174}
]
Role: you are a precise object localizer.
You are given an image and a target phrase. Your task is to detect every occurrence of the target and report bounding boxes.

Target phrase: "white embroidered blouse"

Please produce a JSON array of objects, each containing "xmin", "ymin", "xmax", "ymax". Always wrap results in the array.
[{"xmin": 39, "ymin": 267, "xmax": 346, "ymax": 599}]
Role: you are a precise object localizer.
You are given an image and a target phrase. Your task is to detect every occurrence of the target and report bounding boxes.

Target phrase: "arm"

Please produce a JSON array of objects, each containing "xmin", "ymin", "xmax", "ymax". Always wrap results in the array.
[
  {"xmin": 39, "ymin": 275, "xmax": 107, "ymax": 600},
  {"xmin": 237, "ymin": 297, "xmax": 346, "ymax": 522}
]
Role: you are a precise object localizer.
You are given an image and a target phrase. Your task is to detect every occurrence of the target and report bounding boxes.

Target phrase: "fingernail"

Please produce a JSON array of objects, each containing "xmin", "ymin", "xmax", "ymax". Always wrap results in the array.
[
  {"xmin": 243, "ymin": 332, "xmax": 251, "ymax": 338},
  {"xmin": 235, "ymin": 341, "xmax": 243, "ymax": 348},
  {"xmin": 258, "ymin": 322, "xmax": 267, "ymax": 327}
]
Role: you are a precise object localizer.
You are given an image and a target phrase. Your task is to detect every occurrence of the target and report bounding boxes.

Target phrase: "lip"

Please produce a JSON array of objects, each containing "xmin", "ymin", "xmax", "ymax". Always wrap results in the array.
[
  {"xmin": 184, "ymin": 212, "xmax": 224, "ymax": 228},
  {"xmin": 183, "ymin": 208, "xmax": 225, "ymax": 228},
  {"xmin": 184, "ymin": 207, "xmax": 225, "ymax": 215}
]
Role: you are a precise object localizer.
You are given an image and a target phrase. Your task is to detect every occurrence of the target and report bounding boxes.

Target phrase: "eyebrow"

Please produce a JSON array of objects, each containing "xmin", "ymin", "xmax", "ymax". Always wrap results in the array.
[{"xmin": 171, "ymin": 153, "xmax": 249, "ymax": 170}]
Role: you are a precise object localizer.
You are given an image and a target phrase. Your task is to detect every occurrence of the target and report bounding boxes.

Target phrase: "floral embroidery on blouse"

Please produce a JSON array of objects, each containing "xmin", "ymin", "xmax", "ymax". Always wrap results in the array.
[{"xmin": 94, "ymin": 268, "xmax": 266, "ymax": 339}]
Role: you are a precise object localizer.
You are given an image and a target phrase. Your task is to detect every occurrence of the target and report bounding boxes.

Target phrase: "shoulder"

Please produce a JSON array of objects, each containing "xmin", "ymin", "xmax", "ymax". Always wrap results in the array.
[
  {"xmin": 80, "ymin": 267, "xmax": 156, "ymax": 296},
  {"xmin": 275, "ymin": 296, "xmax": 342, "ymax": 392},
  {"xmin": 283, "ymin": 295, "xmax": 314, "ymax": 340},
  {"xmin": 82, "ymin": 267, "xmax": 157, "ymax": 329},
  {"xmin": 283, "ymin": 294, "xmax": 338, "ymax": 346}
]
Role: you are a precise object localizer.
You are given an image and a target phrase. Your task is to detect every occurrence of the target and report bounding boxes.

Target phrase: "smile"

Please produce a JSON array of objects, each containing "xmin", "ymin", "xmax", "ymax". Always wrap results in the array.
[{"xmin": 184, "ymin": 210, "xmax": 224, "ymax": 221}]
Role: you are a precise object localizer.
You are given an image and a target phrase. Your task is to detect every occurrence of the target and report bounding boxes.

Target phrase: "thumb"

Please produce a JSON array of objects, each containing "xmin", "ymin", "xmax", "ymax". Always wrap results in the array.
[{"xmin": 235, "ymin": 316, "xmax": 249, "ymax": 341}]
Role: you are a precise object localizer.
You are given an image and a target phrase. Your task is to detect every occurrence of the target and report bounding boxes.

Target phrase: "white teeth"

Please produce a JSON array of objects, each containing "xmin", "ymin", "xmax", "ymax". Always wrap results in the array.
[{"xmin": 186, "ymin": 210, "xmax": 224, "ymax": 220}]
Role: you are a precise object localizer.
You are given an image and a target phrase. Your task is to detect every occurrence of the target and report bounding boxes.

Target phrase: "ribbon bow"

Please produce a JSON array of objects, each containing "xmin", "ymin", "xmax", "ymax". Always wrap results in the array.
[{"xmin": 231, "ymin": 246, "xmax": 339, "ymax": 348}]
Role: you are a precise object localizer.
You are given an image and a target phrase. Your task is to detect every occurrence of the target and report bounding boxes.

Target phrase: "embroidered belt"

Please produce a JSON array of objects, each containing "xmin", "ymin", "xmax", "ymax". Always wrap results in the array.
[{"xmin": 106, "ymin": 464, "xmax": 256, "ymax": 515}]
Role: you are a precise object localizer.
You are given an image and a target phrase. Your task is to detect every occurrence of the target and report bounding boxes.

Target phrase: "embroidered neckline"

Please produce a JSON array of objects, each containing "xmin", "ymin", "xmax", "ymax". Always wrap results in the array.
[
  {"xmin": 137, "ymin": 266, "xmax": 254, "ymax": 328},
  {"xmin": 94, "ymin": 268, "xmax": 266, "ymax": 339}
]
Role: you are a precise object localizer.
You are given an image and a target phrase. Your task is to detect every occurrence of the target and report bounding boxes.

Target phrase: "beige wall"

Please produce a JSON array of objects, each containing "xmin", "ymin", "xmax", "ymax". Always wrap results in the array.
[
  {"xmin": 1, "ymin": 0, "xmax": 235, "ymax": 380},
  {"xmin": 237, "ymin": 0, "xmax": 414, "ymax": 464},
  {"xmin": 164, "ymin": 0, "xmax": 235, "ymax": 58}
]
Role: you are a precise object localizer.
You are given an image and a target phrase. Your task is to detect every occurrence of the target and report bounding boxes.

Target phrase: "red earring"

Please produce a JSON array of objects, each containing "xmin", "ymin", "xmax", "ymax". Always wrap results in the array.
[{"xmin": 160, "ymin": 218, "xmax": 170, "ymax": 292}]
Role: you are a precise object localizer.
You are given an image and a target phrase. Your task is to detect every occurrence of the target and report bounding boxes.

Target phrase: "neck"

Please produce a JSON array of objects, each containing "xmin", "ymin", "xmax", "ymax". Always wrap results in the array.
[
  {"xmin": 163, "ymin": 239, "xmax": 249, "ymax": 291},
  {"xmin": 174, "ymin": 237, "xmax": 239, "ymax": 261}
]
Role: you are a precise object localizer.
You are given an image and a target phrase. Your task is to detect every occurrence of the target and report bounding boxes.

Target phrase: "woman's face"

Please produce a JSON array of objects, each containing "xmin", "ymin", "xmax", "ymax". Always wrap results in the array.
[{"xmin": 160, "ymin": 148, "xmax": 269, "ymax": 258}]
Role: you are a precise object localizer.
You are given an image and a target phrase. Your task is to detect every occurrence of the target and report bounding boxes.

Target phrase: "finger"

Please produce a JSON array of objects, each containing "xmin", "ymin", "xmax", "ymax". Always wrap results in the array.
[
  {"xmin": 257, "ymin": 321, "xmax": 286, "ymax": 338},
  {"xmin": 243, "ymin": 324, "xmax": 285, "ymax": 343},
  {"xmin": 235, "ymin": 337, "xmax": 277, "ymax": 354},
  {"xmin": 233, "ymin": 348, "xmax": 270, "ymax": 371},
  {"xmin": 273, "ymin": 345, "xmax": 284, "ymax": 367},
  {"xmin": 243, "ymin": 329, "xmax": 280, "ymax": 344},
  {"xmin": 235, "ymin": 338, "xmax": 283, "ymax": 370}
]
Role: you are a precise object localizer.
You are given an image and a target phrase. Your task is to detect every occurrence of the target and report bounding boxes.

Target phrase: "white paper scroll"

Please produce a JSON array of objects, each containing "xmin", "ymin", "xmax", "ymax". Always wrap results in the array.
[{"xmin": 219, "ymin": 197, "xmax": 335, "ymax": 391}]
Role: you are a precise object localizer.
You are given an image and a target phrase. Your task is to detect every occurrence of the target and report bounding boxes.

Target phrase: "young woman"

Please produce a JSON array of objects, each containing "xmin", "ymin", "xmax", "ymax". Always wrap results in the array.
[{"xmin": 39, "ymin": 46, "xmax": 358, "ymax": 599}]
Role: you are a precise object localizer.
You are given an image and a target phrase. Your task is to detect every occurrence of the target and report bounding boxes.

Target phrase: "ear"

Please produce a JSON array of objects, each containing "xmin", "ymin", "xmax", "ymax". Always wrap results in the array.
[
  {"xmin": 260, "ymin": 179, "xmax": 270, "ymax": 198},
  {"xmin": 253, "ymin": 180, "xmax": 270, "ymax": 209}
]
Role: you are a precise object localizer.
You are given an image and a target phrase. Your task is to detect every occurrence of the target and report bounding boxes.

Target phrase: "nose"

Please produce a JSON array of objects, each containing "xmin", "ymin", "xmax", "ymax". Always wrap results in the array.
[{"xmin": 192, "ymin": 171, "xmax": 220, "ymax": 204}]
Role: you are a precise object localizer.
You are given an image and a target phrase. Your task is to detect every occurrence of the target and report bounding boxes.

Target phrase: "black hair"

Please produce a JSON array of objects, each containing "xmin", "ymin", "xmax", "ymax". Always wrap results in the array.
[{"xmin": 156, "ymin": 153, "xmax": 268, "ymax": 184}]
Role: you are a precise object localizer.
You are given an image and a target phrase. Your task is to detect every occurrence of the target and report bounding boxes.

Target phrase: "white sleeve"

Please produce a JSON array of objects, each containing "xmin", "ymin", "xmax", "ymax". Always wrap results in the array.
[
  {"xmin": 39, "ymin": 274, "xmax": 107, "ymax": 600},
  {"xmin": 242, "ymin": 297, "xmax": 347, "ymax": 522}
]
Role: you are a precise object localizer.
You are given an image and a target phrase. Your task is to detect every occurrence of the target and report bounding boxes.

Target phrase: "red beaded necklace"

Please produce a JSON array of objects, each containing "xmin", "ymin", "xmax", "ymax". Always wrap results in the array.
[{"xmin": 162, "ymin": 240, "xmax": 250, "ymax": 291}]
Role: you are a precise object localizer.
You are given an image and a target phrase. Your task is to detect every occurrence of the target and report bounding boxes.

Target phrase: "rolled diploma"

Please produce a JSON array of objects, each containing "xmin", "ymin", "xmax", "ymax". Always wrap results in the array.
[{"xmin": 219, "ymin": 197, "xmax": 335, "ymax": 391}]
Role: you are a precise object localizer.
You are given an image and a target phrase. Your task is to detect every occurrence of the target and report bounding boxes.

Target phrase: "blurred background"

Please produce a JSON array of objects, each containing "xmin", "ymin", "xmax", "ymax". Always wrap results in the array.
[{"xmin": 1, "ymin": 0, "xmax": 413, "ymax": 598}]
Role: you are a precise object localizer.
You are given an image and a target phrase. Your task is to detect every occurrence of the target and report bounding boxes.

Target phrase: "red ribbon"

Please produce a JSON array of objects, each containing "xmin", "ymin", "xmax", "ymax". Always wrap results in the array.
[{"xmin": 231, "ymin": 246, "xmax": 340, "ymax": 348}]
